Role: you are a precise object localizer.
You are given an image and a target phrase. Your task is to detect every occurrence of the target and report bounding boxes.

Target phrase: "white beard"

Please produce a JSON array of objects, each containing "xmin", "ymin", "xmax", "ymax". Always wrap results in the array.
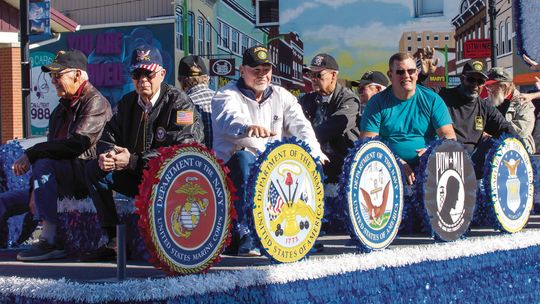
[{"xmin": 489, "ymin": 91, "xmax": 505, "ymax": 107}]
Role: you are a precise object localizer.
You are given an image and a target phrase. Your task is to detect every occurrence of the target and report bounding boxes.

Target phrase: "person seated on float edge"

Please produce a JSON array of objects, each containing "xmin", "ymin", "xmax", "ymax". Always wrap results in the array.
[
  {"xmin": 485, "ymin": 67, "xmax": 536, "ymax": 154},
  {"xmin": 82, "ymin": 44, "xmax": 203, "ymax": 262},
  {"xmin": 352, "ymin": 70, "xmax": 389, "ymax": 116},
  {"xmin": 14, "ymin": 50, "xmax": 113, "ymax": 261},
  {"xmin": 212, "ymin": 46, "xmax": 327, "ymax": 256},
  {"xmin": 300, "ymin": 53, "xmax": 360, "ymax": 184},
  {"xmin": 359, "ymin": 52, "xmax": 456, "ymax": 185},
  {"xmin": 178, "ymin": 55, "xmax": 215, "ymax": 149},
  {"xmin": 438, "ymin": 61, "xmax": 517, "ymax": 179}
]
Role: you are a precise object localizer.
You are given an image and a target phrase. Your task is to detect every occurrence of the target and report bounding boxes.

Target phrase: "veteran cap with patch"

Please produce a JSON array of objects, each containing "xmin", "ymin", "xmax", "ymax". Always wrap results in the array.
[
  {"xmin": 41, "ymin": 50, "xmax": 88, "ymax": 72},
  {"xmin": 351, "ymin": 71, "xmax": 389, "ymax": 87},
  {"xmin": 485, "ymin": 67, "xmax": 513, "ymax": 85},
  {"xmin": 242, "ymin": 46, "xmax": 273, "ymax": 67},
  {"xmin": 178, "ymin": 55, "xmax": 208, "ymax": 77},
  {"xmin": 462, "ymin": 61, "xmax": 488, "ymax": 79},
  {"xmin": 303, "ymin": 53, "xmax": 339, "ymax": 72},
  {"xmin": 130, "ymin": 44, "xmax": 163, "ymax": 72}
]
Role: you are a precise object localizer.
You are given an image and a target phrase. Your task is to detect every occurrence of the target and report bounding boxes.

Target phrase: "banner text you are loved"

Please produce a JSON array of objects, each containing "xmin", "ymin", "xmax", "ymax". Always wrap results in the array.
[{"xmin": 67, "ymin": 32, "xmax": 124, "ymax": 87}]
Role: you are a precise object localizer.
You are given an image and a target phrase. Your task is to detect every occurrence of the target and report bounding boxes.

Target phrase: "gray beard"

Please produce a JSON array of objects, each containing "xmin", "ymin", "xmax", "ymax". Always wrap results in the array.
[
  {"xmin": 458, "ymin": 85, "xmax": 479, "ymax": 100},
  {"xmin": 489, "ymin": 92, "xmax": 505, "ymax": 107}
]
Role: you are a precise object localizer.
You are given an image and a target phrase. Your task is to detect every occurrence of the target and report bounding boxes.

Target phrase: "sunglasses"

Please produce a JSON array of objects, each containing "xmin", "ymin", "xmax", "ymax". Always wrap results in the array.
[
  {"xmin": 465, "ymin": 76, "xmax": 486, "ymax": 85},
  {"xmin": 309, "ymin": 71, "xmax": 330, "ymax": 79},
  {"xmin": 131, "ymin": 69, "xmax": 162, "ymax": 80},
  {"xmin": 395, "ymin": 68, "xmax": 417, "ymax": 76},
  {"xmin": 49, "ymin": 69, "xmax": 76, "ymax": 80}
]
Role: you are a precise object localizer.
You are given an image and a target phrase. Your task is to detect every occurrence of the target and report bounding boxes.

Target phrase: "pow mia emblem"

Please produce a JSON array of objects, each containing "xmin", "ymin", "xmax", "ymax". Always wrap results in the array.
[{"xmin": 156, "ymin": 127, "xmax": 166, "ymax": 142}]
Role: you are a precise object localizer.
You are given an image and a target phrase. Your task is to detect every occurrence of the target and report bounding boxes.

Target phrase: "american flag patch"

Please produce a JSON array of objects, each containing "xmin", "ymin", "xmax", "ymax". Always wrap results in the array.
[{"xmin": 176, "ymin": 110, "xmax": 194, "ymax": 125}]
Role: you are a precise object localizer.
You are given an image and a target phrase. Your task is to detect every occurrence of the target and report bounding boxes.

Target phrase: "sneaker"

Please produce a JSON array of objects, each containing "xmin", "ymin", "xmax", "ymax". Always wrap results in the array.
[
  {"xmin": 79, "ymin": 246, "xmax": 117, "ymax": 262},
  {"xmin": 16, "ymin": 237, "xmax": 66, "ymax": 261},
  {"xmin": 238, "ymin": 235, "xmax": 261, "ymax": 257},
  {"xmin": 80, "ymin": 238, "xmax": 117, "ymax": 262}
]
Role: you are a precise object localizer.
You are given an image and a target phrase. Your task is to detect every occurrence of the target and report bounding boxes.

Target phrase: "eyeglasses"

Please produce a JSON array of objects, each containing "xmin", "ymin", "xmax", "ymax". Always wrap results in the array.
[
  {"xmin": 394, "ymin": 68, "xmax": 417, "ymax": 76},
  {"xmin": 49, "ymin": 69, "xmax": 76, "ymax": 80},
  {"xmin": 131, "ymin": 69, "xmax": 162, "ymax": 80},
  {"xmin": 309, "ymin": 71, "xmax": 330, "ymax": 79},
  {"xmin": 465, "ymin": 76, "xmax": 486, "ymax": 85}
]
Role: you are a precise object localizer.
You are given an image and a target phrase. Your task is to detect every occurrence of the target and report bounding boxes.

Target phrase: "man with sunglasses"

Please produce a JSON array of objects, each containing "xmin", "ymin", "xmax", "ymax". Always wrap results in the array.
[
  {"xmin": 351, "ymin": 71, "xmax": 389, "ymax": 114},
  {"xmin": 439, "ymin": 61, "xmax": 516, "ymax": 178},
  {"xmin": 212, "ymin": 46, "xmax": 326, "ymax": 256},
  {"xmin": 13, "ymin": 50, "xmax": 112, "ymax": 261},
  {"xmin": 300, "ymin": 54, "xmax": 360, "ymax": 184},
  {"xmin": 360, "ymin": 52, "xmax": 455, "ymax": 185},
  {"xmin": 82, "ymin": 44, "xmax": 203, "ymax": 261}
]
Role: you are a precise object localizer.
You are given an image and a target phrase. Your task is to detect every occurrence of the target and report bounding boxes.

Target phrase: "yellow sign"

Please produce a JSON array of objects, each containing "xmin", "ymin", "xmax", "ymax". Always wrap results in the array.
[{"xmin": 253, "ymin": 143, "xmax": 324, "ymax": 263}]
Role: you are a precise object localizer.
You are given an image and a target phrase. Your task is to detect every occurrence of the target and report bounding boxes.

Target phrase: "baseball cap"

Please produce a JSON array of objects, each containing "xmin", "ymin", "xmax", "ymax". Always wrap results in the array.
[
  {"xmin": 485, "ymin": 67, "xmax": 513, "ymax": 85},
  {"xmin": 462, "ymin": 61, "xmax": 488, "ymax": 79},
  {"xmin": 178, "ymin": 55, "xmax": 208, "ymax": 77},
  {"xmin": 303, "ymin": 53, "xmax": 339, "ymax": 72},
  {"xmin": 351, "ymin": 71, "xmax": 389, "ymax": 87},
  {"xmin": 41, "ymin": 50, "xmax": 88, "ymax": 72},
  {"xmin": 242, "ymin": 46, "xmax": 273, "ymax": 67},
  {"xmin": 129, "ymin": 44, "xmax": 163, "ymax": 72}
]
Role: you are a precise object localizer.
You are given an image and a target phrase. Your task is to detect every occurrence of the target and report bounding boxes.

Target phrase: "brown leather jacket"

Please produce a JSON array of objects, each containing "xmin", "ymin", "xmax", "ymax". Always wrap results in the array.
[{"xmin": 25, "ymin": 82, "xmax": 113, "ymax": 162}]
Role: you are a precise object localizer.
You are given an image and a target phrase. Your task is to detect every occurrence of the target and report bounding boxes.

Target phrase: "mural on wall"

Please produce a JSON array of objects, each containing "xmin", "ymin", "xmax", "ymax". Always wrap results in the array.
[
  {"xmin": 30, "ymin": 22, "xmax": 174, "ymax": 136},
  {"xmin": 279, "ymin": 1, "xmax": 458, "ymax": 81}
]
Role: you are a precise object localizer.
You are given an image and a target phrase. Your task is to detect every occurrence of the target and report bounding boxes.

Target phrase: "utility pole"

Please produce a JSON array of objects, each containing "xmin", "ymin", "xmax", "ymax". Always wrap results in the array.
[
  {"xmin": 488, "ymin": 0, "xmax": 497, "ymax": 67},
  {"xmin": 20, "ymin": 0, "xmax": 31, "ymax": 138}
]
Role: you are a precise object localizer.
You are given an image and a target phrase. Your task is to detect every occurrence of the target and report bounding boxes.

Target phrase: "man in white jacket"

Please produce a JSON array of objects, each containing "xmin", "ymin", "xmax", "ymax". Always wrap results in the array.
[{"xmin": 212, "ymin": 46, "xmax": 327, "ymax": 256}]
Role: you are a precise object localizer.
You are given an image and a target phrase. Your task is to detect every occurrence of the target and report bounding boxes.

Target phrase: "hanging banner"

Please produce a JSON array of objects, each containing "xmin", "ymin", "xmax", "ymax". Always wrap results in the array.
[{"xmin": 28, "ymin": 0, "xmax": 51, "ymax": 43}]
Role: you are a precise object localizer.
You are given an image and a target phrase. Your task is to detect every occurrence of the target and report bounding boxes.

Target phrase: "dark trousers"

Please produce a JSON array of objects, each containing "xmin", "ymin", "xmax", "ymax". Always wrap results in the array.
[
  {"xmin": 0, "ymin": 189, "xmax": 30, "ymax": 223},
  {"xmin": 226, "ymin": 151, "xmax": 257, "ymax": 238},
  {"xmin": 470, "ymin": 138, "xmax": 496, "ymax": 179},
  {"xmin": 85, "ymin": 159, "xmax": 141, "ymax": 230}
]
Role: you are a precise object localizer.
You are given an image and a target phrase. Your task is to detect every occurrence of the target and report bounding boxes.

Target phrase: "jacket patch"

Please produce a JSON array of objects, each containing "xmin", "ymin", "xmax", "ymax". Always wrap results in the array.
[
  {"xmin": 176, "ymin": 110, "xmax": 193, "ymax": 125},
  {"xmin": 474, "ymin": 116, "xmax": 484, "ymax": 131},
  {"xmin": 156, "ymin": 127, "xmax": 166, "ymax": 142}
]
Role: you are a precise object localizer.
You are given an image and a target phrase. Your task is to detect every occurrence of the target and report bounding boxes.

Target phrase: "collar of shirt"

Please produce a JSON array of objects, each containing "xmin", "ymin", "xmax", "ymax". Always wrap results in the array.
[
  {"xmin": 59, "ymin": 81, "xmax": 88, "ymax": 110},
  {"xmin": 138, "ymin": 88, "xmax": 161, "ymax": 113},
  {"xmin": 317, "ymin": 90, "xmax": 334, "ymax": 104},
  {"xmin": 236, "ymin": 78, "xmax": 273, "ymax": 102}
]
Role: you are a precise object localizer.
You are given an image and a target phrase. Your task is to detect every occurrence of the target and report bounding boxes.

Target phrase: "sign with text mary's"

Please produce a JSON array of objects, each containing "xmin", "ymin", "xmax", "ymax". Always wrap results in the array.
[
  {"xmin": 464, "ymin": 39, "xmax": 491, "ymax": 59},
  {"xmin": 31, "ymin": 22, "xmax": 174, "ymax": 136}
]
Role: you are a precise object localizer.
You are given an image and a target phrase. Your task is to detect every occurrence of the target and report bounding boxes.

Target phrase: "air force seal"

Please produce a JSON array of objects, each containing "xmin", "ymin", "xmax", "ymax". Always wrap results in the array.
[
  {"xmin": 422, "ymin": 140, "xmax": 476, "ymax": 241},
  {"xmin": 136, "ymin": 144, "xmax": 232, "ymax": 274},
  {"xmin": 487, "ymin": 137, "xmax": 533, "ymax": 233},
  {"xmin": 344, "ymin": 140, "xmax": 403, "ymax": 250},
  {"xmin": 250, "ymin": 141, "xmax": 324, "ymax": 263}
]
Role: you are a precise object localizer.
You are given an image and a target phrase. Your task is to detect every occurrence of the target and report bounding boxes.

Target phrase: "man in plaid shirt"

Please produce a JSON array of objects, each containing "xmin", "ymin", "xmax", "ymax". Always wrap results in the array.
[{"xmin": 178, "ymin": 55, "xmax": 215, "ymax": 148}]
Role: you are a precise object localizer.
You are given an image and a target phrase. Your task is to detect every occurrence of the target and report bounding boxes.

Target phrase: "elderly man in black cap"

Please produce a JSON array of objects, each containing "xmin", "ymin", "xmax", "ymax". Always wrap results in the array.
[
  {"xmin": 439, "ymin": 61, "xmax": 516, "ymax": 178},
  {"xmin": 300, "ymin": 54, "xmax": 360, "ymax": 184},
  {"xmin": 178, "ymin": 55, "xmax": 215, "ymax": 148},
  {"xmin": 13, "ymin": 50, "xmax": 112, "ymax": 261},
  {"xmin": 485, "ymin": 67, "xmax": 536, "ymax": 154},
  {"xmin": 352, "ymin": 71, "xmax": 389, "ymax": 114},
  {"xmin": 212, "ymin": 46, "xmax": 326, "ymax": 256},
  {"xmin": 82, "ymin": 44, "xmax": 203, "ymax": 261}
]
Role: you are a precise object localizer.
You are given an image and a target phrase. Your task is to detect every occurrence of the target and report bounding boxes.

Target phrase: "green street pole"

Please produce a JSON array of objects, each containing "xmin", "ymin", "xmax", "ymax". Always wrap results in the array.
[
  {"xmin": 183, "ymin": 0, "xmax": 189, "ymax": 57},
  {"xmin": 444, "ymin": 45, "xmax": 449, "ymax": 88}
]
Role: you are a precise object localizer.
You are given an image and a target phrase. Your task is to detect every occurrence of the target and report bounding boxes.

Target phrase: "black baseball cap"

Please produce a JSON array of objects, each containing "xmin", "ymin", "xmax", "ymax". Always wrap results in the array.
[
  {"xmin": 41, "ymin": 50, "xmax": 88, "ymax": 72},
  {"xmin": 303, "ymin": 53, "xmax": 339, "ymax": 72},
  {"xmin": 178, "ymin": 55, "xmax": 208, "ymax": 77},
  {"xmin": 351, "ymin": 71, "xmax": 389, "ymax": 87},
  {"xmin": 242, "ymin": 46, "xmax": 273, "ymax": 67},
  {"xmin": 462, "ymin": 61, "xmax": 488, "ymax": 79}
]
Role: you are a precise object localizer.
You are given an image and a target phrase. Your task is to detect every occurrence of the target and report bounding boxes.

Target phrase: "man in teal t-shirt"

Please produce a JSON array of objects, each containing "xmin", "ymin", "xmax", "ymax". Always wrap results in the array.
[{"xmin": 360, "ymin": 52, "xmax": 455, "ymax": 185}]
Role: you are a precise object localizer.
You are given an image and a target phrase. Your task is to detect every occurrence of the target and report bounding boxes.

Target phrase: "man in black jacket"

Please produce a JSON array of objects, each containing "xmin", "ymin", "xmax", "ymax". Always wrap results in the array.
[
  {"xmin": 439, "ymin": 61, "xmax": 516, "ymax": 178},
  {"xmin": 83, "ymin": 44, "xmax": 203, "ymax": 260},
  {"xmin": 300, "ymin": 53, "xmax": 360, "ymax": 183},
  {"xmin": 13, "ymin": 50, "xmax": 112, "ymax": 261}
]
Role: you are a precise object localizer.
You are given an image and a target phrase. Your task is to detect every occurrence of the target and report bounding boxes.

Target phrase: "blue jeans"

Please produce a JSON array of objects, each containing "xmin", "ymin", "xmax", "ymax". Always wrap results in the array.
[
  {"xmin": 226, "ymin": 151, "xmax": 257, "ymax": 238},
  {"xmin": 32, "ymin": 158, "xmax": 86, "ymax": 224},
  {"xmin": 85, "ymin": 159, "xmax": 141, "ymax": 230}
]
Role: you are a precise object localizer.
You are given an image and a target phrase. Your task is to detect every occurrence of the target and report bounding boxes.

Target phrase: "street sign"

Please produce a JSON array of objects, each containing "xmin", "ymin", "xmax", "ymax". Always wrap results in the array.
[
  {"xmin": 210, "ymin": 59, "xmax": 235, "ymax": 76},
  {"xmin": 464, "ymin": 39, "xmax": 491, "ymax": 59}
]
